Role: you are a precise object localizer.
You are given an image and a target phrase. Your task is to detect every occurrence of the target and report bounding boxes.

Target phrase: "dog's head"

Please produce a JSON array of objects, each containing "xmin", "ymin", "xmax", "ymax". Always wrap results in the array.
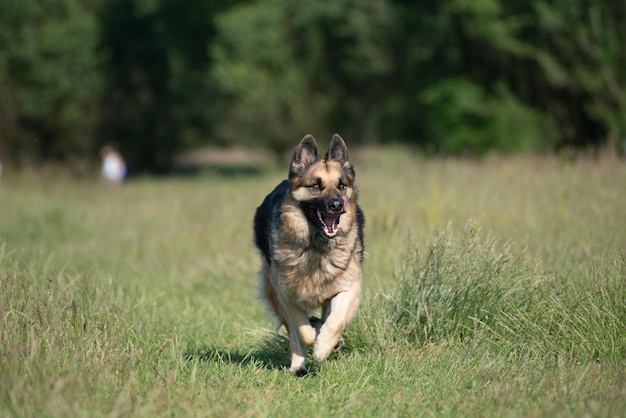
[{"xmin": 288, "ymin": 134, "xmax": 356, "ymax": 238}]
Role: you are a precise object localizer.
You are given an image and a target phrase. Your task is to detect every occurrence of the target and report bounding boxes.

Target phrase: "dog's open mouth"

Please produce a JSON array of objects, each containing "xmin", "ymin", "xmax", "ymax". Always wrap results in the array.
[
  {"xmin": 311, "ymin": 196, "xmax": 348, "ymax": 238},
  {"xmin": 315, "ymin": 210, "xmax": 342, "ymax": 237}
]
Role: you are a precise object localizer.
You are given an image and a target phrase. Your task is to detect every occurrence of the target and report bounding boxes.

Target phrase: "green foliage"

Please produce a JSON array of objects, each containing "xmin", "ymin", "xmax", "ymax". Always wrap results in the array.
[
  {"xmin": 1, "ymin": 0, "xmax": 625, "ymax": 169},
  {"xmin": 525, "ymin": 0, "xmax": 626, "ymax": 148},
  {"xmin": 97, "ymin": 0, "xmax": 236, "ymax": 173},
  {"xmin": 388, "ymin": 0, "xmax": 626, "ymax": 152},
  {"xmin": 495, "ymin": 252, "xmax": 626, "ymax": 363},
  {"xmin": 420, "ymin": 81, "xmax": 555, "ymax": 154},
  {"xmin": 387, "ymin": 220, "xmax": 538, "ymax": 343},
  {"xmin": 210, "ymin": 0, "xmax": 393, "ymax": 153},
  {"xmin": 385, "ymin": 220, "xmax": 626, "ymax": 365},
  {"xmin": 210, "ymin": 0, "xmax": 307, "ymax": 152},
  {"xmin": 0, "ymin": 0, "xmax": 101, "ymax": 165}
]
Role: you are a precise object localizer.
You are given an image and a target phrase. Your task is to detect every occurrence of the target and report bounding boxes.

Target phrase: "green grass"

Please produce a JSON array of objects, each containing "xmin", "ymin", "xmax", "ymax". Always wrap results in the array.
[{"xmin": 1, "ymin": 151, "xmax": 625, "ymax": 417}]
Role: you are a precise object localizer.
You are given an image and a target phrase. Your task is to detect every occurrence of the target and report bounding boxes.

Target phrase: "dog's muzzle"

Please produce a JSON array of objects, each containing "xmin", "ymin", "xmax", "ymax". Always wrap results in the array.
[{"xmin": 309, "ymin": 195, "xmax": 348, "ymax": 238}]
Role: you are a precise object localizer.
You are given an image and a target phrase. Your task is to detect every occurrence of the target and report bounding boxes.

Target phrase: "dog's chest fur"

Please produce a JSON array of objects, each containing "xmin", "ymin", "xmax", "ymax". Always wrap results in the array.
[{"xmin": 269, "ymin": 200, "xmax": 362, "ymax": 309}]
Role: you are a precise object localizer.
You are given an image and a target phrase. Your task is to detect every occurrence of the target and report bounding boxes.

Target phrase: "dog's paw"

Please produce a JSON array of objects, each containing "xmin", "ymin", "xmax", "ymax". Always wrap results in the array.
[
  {"xmin": 312, "ymin": 348, "xmax": 330, "ymax": 363},
  {"xmin": 313, "ymin": 336, "xmax": 344, "ymax": 362},
  {"xmin": 312, "ymin": 341, "xmax": 334, "ymax": 362},
  {"xmin": 290, "ymin": 366, "xmax": 308, "ymax": 377}
]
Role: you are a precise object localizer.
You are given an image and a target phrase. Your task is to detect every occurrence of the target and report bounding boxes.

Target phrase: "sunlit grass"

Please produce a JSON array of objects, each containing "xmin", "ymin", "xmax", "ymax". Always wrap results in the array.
[{"xmin": 1, "ymin": 150, "xmax": 625, "ymax": 416}]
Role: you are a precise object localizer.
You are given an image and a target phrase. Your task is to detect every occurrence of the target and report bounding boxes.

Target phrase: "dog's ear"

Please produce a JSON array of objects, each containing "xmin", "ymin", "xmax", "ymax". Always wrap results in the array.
[
  {"xmin": 326, "ymin": 134, "xmax": 354, "ymax": 180},
  {"xmin": 290, "ymin": 134, "xmax": 319, "ymax": 177},
  {"xmin": 326, "ymin": 134, "xmax": 350, "ymax": 165}
]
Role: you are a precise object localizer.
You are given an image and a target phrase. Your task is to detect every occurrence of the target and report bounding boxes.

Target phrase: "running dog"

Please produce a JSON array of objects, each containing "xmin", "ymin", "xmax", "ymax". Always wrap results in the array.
[{"xmin": 253, "ymin": 134, "xmax": 364, "ymax": 376}]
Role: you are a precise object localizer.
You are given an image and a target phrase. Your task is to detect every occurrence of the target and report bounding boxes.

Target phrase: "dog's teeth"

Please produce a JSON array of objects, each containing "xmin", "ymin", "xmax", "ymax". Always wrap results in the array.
[{"xmin": 316, "ymin": 209, "xmax": 341, "ymax": 237}]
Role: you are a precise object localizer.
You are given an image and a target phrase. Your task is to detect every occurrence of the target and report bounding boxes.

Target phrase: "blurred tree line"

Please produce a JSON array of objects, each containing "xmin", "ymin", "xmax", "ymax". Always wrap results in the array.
[{"xmin": 0, "ymin": 0, "xmax": 624, "ymax": 172}]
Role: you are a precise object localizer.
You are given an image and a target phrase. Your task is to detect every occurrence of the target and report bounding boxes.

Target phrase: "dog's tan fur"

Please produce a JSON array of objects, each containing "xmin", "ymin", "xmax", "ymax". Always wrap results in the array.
[{"xmin": 254, "ymin": 134, "xmax": 364, "ymax": 375}]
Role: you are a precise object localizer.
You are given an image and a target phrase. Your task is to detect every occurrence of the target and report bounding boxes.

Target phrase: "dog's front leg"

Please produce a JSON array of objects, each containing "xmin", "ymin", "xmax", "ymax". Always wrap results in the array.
[
  {"xmin": 281, "ymin": 299, "xmax": 316, "ymax": 376},
  {"xmin": 286, "ymin": 326, "xmax": 307, "ymax": 376},
  {"xmin": 312, "ymin": 282, "xmax": 361, "ymax": 363}
]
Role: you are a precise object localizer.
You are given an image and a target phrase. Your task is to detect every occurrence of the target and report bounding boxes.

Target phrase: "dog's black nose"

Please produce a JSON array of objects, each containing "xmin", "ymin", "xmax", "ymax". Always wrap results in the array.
[{"xmin": 328, "ymin": 197, "xmax": 343, "ymax": 212}]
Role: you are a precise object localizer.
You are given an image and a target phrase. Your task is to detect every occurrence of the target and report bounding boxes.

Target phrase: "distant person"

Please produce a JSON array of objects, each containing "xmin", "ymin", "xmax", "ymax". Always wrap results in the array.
[{"xmin": 100, "ymin": 145, "xmax": 127, "ymax": 185}]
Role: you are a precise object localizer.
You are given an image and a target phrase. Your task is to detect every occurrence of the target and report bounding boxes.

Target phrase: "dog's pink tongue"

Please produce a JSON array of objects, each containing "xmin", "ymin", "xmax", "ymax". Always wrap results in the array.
[
  {"xmin": 322, "ymin": 213, "xmax": 340, "ymax": 236},
  {"xmin": 322, "ymin": 213, "xmax": 339, "ymax": 226},
  {"xmin": 341, "ymin": 195, "xmax": 348, "ymax": 213}
]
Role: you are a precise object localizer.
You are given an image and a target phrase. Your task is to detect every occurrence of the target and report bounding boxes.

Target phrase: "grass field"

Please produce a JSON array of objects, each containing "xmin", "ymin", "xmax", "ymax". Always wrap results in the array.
[{"xmin": 1, "ymin": 148, "xmax": 625, "ymax": 417}]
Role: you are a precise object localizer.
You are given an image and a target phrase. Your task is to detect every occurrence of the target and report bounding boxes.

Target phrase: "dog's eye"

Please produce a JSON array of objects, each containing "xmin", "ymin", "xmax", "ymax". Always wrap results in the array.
[
  {"xmin": 309, "ymin": 178, "xmax": 322, "ymax": 190},
  {"xmin": 338, "ymin": 181, "xmax": 346, "ymax": 190}
]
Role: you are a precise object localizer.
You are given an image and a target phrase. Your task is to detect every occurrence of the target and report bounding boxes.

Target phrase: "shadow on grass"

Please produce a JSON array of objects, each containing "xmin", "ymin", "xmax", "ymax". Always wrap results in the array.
[
  {"xmin": 184, "ymin": 332, "xmax": 326, "ymax": 375},
  {"xmin": 185, "ymin": 332, "xmax": 289, "ymax": 371}
]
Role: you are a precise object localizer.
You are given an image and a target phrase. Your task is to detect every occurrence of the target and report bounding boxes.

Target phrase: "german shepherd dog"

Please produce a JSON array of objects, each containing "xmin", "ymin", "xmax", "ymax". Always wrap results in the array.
[{"xmin": 254, "ymin": 134, "xmax": 364, "ymax": 376}]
